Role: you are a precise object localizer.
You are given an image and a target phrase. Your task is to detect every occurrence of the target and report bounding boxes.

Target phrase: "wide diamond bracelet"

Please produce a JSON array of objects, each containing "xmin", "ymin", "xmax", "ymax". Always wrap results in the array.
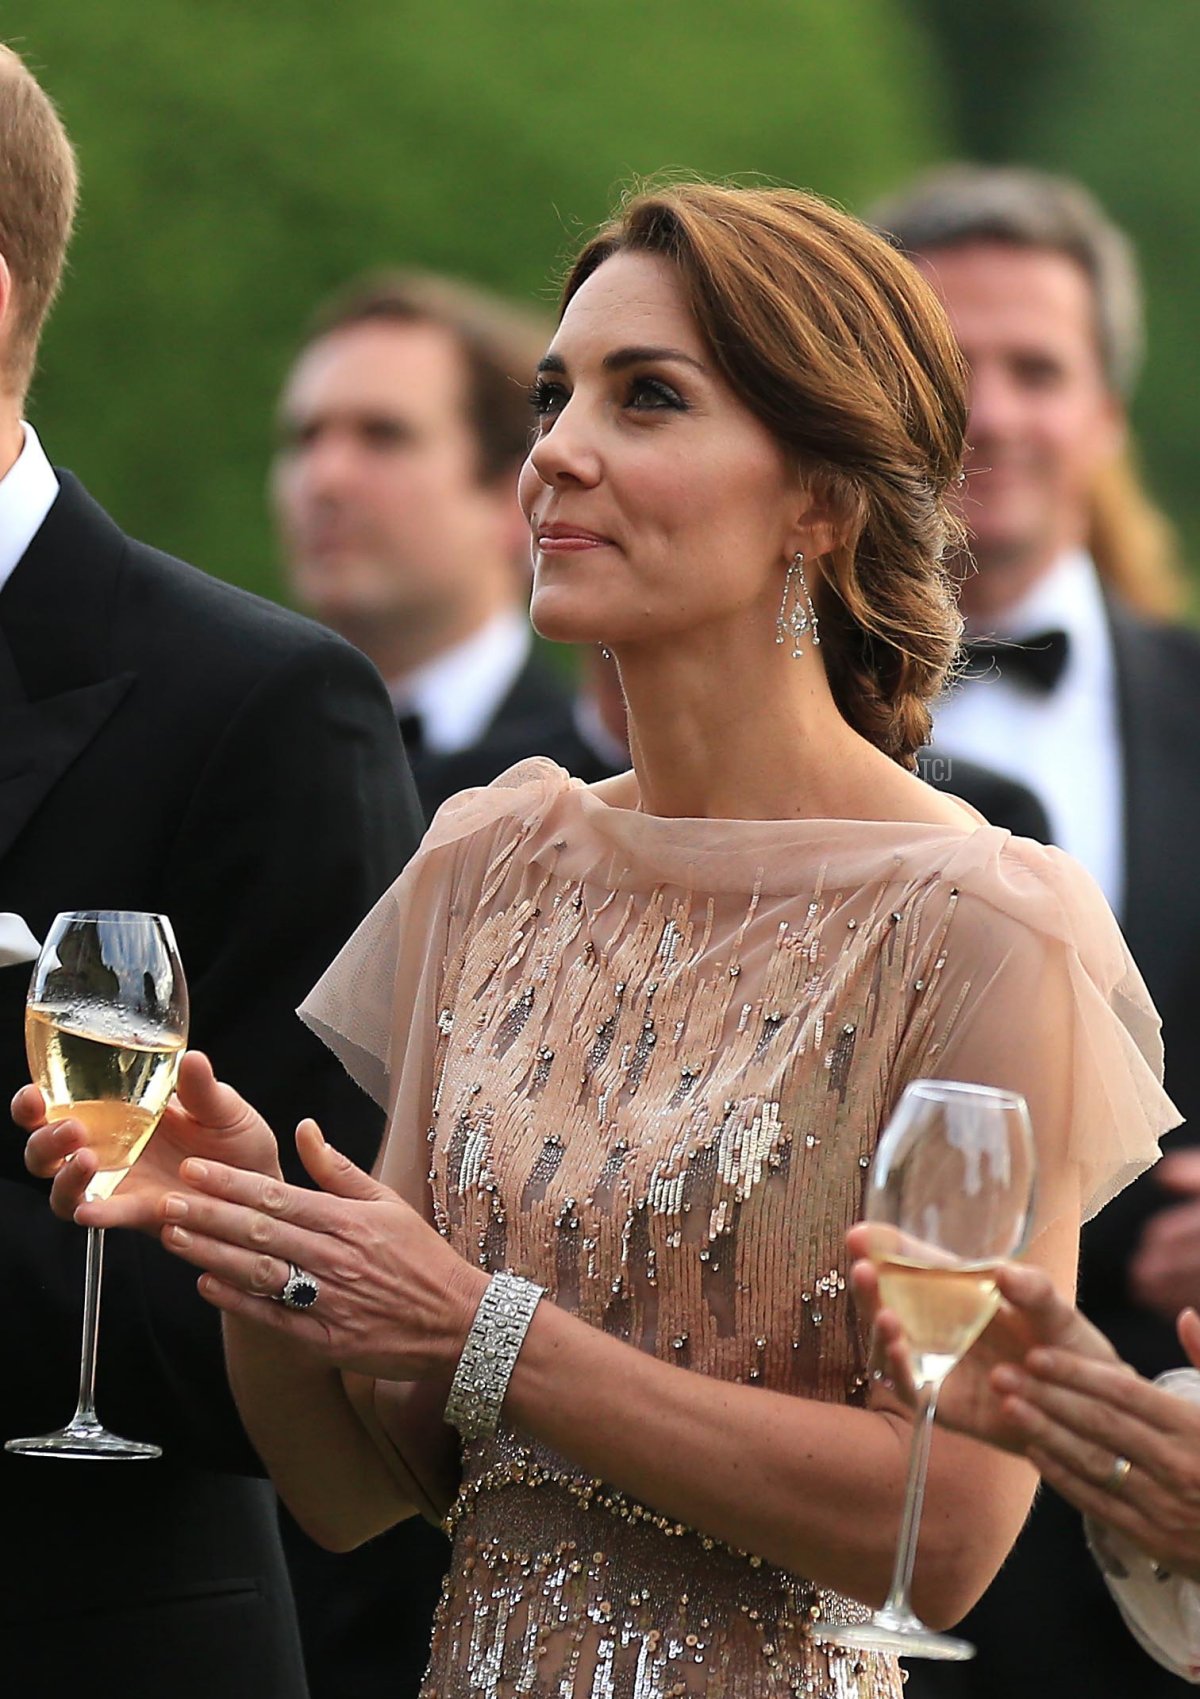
[{"xmin": 443, "ymin": 1271, "xmax": 546, "ymax": 1442}]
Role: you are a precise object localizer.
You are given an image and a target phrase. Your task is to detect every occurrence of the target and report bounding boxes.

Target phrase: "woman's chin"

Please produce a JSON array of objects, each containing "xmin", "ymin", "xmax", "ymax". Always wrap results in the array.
[{"xmin": 529, "ymin": 602, "xmax": 607, "ymax": 647}]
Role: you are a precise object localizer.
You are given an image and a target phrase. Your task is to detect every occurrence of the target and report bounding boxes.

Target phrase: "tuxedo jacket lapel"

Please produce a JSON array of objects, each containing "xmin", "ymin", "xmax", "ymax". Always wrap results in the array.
[
  {"xmin": 0, "ymin": 477, "xmax": 135, "ymax": 868},
  {"xmin": 1108, "ymin": 601, "xmax": 1200, "ymax": 995}
]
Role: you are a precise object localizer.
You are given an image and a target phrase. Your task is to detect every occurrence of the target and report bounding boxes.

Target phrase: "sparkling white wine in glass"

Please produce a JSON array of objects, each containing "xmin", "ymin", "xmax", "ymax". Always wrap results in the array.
[
  {"xmin": 873, "ymin": 1254, "xmax": 1000, "ymax": 1389},
  {"xmin": 7, "ymin": 911, "xmax": 188, "ymax": 1461},
  {"xmin": 817, "ymin": 1079, "xmax": 1035, "ymax": 1661},
  {"xmin": 25, "ymin": 1006, "xmax": 185, "ymax": 1201}
]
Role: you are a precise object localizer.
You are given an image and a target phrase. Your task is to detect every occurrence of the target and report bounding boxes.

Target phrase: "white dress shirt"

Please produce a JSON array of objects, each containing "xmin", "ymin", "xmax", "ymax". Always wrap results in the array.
[
  {"xmin": 573, "ymin": 691, "xmax": 630, "ymax": 773},
  {"xmin": 0, "ymin": 423, "xmax": 59, "ymax": 595},
  {"xmin": 390, "ymin": 606, "xmax": 532, "ymax": 758},
  {"xmin": 931, "ymin": 549, "xmax": 1125, "ymax": 915}
]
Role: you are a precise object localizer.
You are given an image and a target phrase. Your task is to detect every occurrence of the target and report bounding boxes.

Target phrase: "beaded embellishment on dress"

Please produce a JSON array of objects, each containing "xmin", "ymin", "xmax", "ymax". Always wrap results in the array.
[{"xmin": 420, "ymin": 825, "xmax": 960, "ymax": 1697}]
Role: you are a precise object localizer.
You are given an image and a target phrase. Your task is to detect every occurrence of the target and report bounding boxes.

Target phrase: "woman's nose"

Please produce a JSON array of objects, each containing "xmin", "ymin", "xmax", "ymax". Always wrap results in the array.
[{"xmin": 527, "ymin": 399, "xmax": 602, "ymax": 488}]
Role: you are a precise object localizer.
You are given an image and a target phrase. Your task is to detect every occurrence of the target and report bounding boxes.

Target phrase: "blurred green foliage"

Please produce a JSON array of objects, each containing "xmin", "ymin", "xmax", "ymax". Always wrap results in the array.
[
  {"xmin": 9, "ymin": 0, "xmax": 947, "ymax": 599},
  {"xmin": 11, "ymin": 3, "xmax": 1197, "ymax": 601}
]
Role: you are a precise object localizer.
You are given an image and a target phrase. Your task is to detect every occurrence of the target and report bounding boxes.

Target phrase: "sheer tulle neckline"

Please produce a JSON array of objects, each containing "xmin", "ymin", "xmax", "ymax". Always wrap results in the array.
[{"xmin": 511, "ymin": 759, "xmax": 997, "ymax": 897}]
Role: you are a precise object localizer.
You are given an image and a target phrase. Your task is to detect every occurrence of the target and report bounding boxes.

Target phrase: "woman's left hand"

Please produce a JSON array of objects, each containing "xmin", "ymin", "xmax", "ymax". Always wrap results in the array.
[
  {"xmin": 847, "ymin": 1223, "xmax": 1114, "ymax": 1452},
  {"xmin": 991, "ymin": 1307, "xmax": 1200, "ymax": 1580},
  {"xmin": 160, "ymin": 1118, "xmax": 489, "ymax": 1380}
]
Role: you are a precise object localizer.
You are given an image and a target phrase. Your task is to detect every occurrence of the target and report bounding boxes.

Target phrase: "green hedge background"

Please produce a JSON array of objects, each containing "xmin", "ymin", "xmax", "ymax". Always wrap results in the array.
[{"xmin": 7, "ymin": 1, "xmax": 1198, "ymax": 603}]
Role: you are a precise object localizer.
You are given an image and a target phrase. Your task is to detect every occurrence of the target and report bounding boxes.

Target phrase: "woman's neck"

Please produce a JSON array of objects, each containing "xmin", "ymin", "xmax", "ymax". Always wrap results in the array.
[{"xmin": 614, "ymin": 625, "xmax": 875, "ymax": 822}]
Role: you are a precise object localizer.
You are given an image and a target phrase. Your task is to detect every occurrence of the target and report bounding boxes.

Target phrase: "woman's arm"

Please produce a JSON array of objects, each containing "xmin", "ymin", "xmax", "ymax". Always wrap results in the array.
[
  {"xmin": 160, "ymin": 1130, "xmax": 1078, "ymax": 1625},
  {"xmin": 498, "ymin": 1212, "xmax": 1078, "ymax": 1627},
  {"xmin": 218, "ymin": 1323, "xmax": 453, "ymax": 1551}
]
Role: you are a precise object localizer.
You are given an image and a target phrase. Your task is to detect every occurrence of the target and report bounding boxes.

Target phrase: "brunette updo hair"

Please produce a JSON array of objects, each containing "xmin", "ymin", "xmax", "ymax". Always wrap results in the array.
[{"xmin": 561, "ymin": 182, "xmax": 969, "ymax": 769}]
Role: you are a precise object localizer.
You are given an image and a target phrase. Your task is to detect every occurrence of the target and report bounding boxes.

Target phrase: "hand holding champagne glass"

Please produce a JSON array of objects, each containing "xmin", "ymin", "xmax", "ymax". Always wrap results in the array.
[
  {"xmin": 8, "ymin": 911, "xmax": 188, "ymax": 1460},
  {"xmin": 818, "ymin": 1079, "xmax": 1036, "ymax": 1660}
]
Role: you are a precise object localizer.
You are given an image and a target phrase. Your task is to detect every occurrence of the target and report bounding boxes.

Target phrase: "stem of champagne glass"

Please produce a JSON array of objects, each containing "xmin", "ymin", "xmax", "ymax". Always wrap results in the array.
[
  {"xmin": 880, "ymin": 1380, "xmax": 940, "ymax": 1620},
  {"xmin": 71, "ymin": 1226, "xmax": 106, "ymax": 1428}
]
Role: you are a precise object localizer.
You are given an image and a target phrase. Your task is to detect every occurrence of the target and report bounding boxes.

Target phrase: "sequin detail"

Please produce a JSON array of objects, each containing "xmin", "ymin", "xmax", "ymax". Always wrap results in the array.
[{"xmin": 418, "ymin": 821, "xmax": 967, "ymax": 1699}]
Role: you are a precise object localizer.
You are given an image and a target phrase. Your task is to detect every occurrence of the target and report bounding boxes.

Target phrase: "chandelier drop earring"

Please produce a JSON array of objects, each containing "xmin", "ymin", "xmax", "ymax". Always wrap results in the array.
[{"xmin": 775, "ymin": 551, "xmax": 820, "ymax": 658}]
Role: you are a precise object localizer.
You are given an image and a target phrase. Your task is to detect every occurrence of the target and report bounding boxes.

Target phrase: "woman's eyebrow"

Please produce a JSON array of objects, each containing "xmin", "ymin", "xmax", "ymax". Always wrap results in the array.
[
  {"xmin": 602, "ymin": 345, "xmax": 707, "ymax": 373},
  {"xmin": 534, "ymin": 346, "xmax": 707, "ymax": 377}
]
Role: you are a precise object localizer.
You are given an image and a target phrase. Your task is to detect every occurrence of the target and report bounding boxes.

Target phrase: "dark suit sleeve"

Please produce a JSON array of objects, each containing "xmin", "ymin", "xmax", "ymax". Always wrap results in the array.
[{"xmin": 94, "ymin": 636, "xmax": 420, "ymax": 1471}]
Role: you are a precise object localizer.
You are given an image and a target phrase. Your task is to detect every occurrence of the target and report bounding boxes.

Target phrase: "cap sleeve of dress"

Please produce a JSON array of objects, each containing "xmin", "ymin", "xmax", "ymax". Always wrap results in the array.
[
  {"xmin": 298, "ymin": 758, "xmax": 571, "ymax": 1203},
  {"xmin": 910, "ymin": 834, "xmax": 1180, "ymax": 1227}
]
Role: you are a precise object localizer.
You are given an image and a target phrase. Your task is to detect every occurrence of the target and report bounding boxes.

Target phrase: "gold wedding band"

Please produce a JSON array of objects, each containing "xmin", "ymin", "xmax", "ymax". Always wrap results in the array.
[{"xmin": 1104, "ymin": 1454, "xmax": 1133, "ymax": 1495}]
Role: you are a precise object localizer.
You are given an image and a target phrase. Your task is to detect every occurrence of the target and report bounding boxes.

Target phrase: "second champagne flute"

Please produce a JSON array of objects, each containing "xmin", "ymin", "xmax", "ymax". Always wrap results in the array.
[
  {"xmin": 7, "ymin": 911, "xmax": 188, "ymax": 1461},
  {"xmin": 818, "ymin": 1078, "xmax": 1036, "ymax": 1660}
]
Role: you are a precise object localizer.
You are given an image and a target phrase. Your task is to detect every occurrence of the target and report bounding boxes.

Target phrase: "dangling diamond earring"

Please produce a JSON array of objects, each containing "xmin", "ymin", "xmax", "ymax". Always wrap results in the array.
[{"xmin": 775, "ymin": 552, "xmax": 820, "ymax": 658}]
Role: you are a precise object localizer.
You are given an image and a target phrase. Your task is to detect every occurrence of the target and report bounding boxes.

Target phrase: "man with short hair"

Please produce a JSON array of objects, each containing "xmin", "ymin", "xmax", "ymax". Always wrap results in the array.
[
  {"xmin": 872, "ymin": 162, "xmax": 1200, "ymax": 1699},
  {"xmin": 274, "ymin": 270, "xmax": 573, "ymax": 816},
  {"xmin": 0, "ymin": 44, "xmax": 419, "ymax": 1699}
]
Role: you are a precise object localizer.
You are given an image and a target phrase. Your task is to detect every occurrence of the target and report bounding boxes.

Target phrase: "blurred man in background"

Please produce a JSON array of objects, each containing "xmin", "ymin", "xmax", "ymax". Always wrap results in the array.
[
  {"xmin": 872, "ymin": 162, "xmax": 1200, "ymax": 1699},
  {"xmin": 271, "ymin": 268, "xmax": 584, "ymax": 1698},
  {"xmin": 273, "ymin": 270, "xmax": 574, "ymax": 817},
  {"xmin": 0, "ymin": 42, "xmax": 417, "ymax": 1699}
]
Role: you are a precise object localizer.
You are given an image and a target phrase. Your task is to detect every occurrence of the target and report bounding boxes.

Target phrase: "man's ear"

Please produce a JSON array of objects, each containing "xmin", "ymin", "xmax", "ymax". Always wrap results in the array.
[
  {"xmin": 1096, "ymin": 393, "xmax": 1127, "ymax": 469},
  {"xmin": 0, "ymin": 255, "xmax": 12, "ymax": 333},
  {"xmin": 487, "ymin": 458, "xmax": 535, "ymax": 578}
]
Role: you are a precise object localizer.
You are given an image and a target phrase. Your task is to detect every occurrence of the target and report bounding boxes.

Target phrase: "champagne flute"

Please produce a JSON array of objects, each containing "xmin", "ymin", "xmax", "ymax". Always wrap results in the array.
[
  {"xmin": 818, "ymin": 1078, "xmax": 1036, "ymax": 1660},
  {"xmin": 7, "ymin": 911, "xmax": 188, "ymax": 1461}
]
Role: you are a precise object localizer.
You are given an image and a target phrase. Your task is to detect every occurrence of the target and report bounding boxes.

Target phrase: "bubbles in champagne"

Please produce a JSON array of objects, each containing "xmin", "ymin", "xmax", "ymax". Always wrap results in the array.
[{"xmin": 25, "ymin": 1004, "xmax": 186, "ymax": 1196}]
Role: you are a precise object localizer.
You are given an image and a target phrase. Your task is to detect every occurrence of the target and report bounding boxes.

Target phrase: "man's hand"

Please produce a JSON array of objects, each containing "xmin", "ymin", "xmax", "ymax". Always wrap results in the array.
[
  {"xmin": 19, "ymin": 1052, "xmax": 283, "ymax": 1233},
  {"xmin": 1130, "ymin": 1152, "xmax": 1200, "ymax": 1319}
]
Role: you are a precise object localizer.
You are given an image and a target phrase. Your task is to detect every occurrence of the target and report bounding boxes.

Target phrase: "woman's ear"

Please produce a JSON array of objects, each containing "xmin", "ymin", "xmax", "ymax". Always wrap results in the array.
[{"xmin": 788, "ymin": 487, "xmax": 845, "ymax": 566}]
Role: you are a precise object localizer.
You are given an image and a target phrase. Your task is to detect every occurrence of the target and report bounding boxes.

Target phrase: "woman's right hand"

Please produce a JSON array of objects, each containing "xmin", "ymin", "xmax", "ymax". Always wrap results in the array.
[{"xmin": 18, "ymin": 1051, "xmax": 284, "ymax": 1234}]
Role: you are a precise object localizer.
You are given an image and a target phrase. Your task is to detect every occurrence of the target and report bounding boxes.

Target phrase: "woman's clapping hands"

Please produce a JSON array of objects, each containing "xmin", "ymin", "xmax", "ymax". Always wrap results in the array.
[
  {"xmin": 156, "ymin": 1119, "xmax": 487, "ymax": 1380},
  {"xmin": 18, "ymin": 1052, "xmax": 488, "ymax": 1383}
]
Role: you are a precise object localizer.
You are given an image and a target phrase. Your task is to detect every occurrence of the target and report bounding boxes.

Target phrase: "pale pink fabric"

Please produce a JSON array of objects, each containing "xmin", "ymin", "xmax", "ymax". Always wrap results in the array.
[{"xmin": 300, "ymin": 758, "xmax": 1178, "ymax": 1699}]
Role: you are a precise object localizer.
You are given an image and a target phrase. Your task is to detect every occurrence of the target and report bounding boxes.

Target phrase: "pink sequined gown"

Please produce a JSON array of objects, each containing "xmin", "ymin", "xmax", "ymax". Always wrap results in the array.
[{"xmin": 302, "ymin": 760, "xmax": 1174, "ymax": 1699}]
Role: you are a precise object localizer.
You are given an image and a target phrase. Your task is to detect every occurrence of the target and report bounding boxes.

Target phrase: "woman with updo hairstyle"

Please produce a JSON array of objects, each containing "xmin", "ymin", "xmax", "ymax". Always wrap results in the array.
[{"xmin": 27, "ymin": 182, "xmax": 1175, "ymax": 1698}]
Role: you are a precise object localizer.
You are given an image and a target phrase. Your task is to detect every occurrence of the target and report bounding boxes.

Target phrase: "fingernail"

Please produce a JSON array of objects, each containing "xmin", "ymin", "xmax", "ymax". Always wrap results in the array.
[
  {"xmin": 182, "ymin": 1159, "xmax": 209, "ymax": 1182},
  {"xmin": 163, "ymin": 1195, "xmax": 188, "ymax": 1221},
  {"xmin": 167, "ymin": 1224, "xmax": 192, "ymax": 1247}
]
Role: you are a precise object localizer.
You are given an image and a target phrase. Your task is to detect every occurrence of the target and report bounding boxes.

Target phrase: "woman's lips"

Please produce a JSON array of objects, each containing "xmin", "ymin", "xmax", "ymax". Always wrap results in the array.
[{"xmin": 536, "ymin": 524, "xmax": 612, "ymax": 552}]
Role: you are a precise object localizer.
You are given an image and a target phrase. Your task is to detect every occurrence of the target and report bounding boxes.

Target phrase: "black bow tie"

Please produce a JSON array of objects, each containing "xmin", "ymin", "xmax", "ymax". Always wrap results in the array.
[{"xmin": 961, "ymin": 628, "xmax": 1070, "ymax": 693}]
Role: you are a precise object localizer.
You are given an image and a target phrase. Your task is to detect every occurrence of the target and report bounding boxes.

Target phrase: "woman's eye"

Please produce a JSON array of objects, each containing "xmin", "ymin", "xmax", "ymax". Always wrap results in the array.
[
  {"xmin": 626, "ymin": 375, "xmax": 686, "ymax": 412},
  {"xmin": 528, "ymin": 380, "xmax": 568, "ymax": 424}
]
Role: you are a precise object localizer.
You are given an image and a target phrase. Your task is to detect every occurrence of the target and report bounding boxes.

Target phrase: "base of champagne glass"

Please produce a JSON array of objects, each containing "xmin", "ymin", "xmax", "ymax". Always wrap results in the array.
[
  {"xmin": 818, "ymin": 1611, "xmax": 975, "ymax": 1662},
  {"xmin": 6, "ymin": 1419, "xmax": 161, "ymax": 1461}
]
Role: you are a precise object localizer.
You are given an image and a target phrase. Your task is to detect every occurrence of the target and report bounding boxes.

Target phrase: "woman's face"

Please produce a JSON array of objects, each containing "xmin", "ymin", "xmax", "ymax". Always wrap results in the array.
[{"xmin": 519, "ymin": 250, "xmax": 810, "ymax": 649}]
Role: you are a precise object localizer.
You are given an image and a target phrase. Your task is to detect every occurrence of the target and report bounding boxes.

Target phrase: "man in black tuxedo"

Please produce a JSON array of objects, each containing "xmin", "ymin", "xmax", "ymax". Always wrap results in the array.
[
  {"xmin": 274, "ymin": 269, "xmax": 574, "ymax": 819},
  {"xmin": 0, "ymin": 46, "xmax": 419, "ymax": 1699},
  {"xmin": 270, "ymin": 267, "xmax": 582, "ymax": 1699},
  {"xmin": 872, "ymin": 165, "xmax": 1200, "ymax": 1699}
]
